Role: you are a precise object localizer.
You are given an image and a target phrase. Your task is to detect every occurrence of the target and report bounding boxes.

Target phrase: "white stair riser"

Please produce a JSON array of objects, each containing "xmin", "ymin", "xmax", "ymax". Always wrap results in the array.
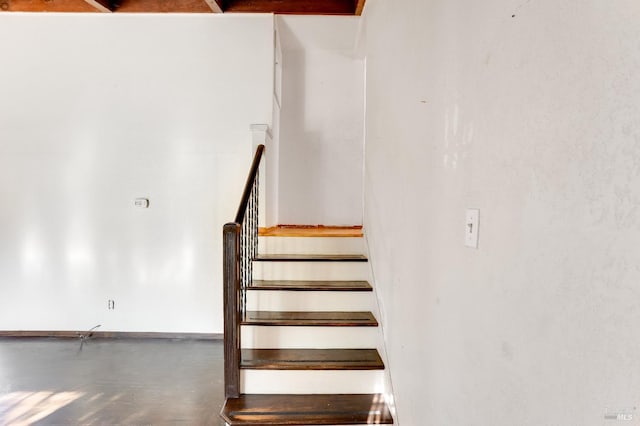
[
  {"xmin": 241, "ymin": 326, "xmax": 379, "ymax": 349},
  {"xmin": 253, "ymin": 261, "xmax": 369, "ymax": 281},
  {"xmin": 259, "ymin": 237, "xmax": 365, "ymax": 255},
  {"xmin": 246, "ymin": 291, "xmax": 374, "ymax": 312},
  {"xmin": 241, "ymin": 370, "xmax": 385, "ymax": 394}
]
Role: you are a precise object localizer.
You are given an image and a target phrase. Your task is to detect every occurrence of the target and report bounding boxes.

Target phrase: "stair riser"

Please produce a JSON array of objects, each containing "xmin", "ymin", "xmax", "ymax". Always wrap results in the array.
[
  {"xmin": 253, "ymin": 261, "xmax": 369, "ymax": 281},
  {"xmin": 259, "ymin": 237, "xmax": 365, "ymax": 255},
  {"xmin": 241, "ymin": 370, "xmax": 385, "ymax": 394},
  {"xmin": 246, "ymin": 291, "xmax": 374, "ymax": 312},
  {"xmin": 241, "ymin": 326, "xmax": 380, "ymax": 349}
]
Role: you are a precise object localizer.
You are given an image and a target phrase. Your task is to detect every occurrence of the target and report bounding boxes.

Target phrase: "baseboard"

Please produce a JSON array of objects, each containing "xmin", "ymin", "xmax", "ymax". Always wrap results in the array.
[{"xmin": 0, "ymin": 330, "xmax": 223, "ymax": 340}]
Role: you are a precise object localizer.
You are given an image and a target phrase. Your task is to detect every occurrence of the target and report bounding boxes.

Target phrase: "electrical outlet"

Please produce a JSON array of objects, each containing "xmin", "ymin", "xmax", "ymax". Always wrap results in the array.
[
  {"xmin": 134, "ymin": 198, "xmax": 149, "ymax": 208},
  {"xmin": 107, "ymin": 300, "xmax": 115, "ymax": 310}
]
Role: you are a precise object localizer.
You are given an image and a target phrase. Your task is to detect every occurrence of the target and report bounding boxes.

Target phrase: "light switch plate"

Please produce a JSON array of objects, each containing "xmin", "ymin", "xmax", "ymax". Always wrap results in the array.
[{"xmin": 465, "ymin": 209, "xmax": 479, "ymax": 248}]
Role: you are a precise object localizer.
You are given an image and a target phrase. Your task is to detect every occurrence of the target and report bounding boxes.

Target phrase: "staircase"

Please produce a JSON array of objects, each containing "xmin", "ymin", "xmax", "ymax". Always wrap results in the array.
[{"xmin": 220, "ymin": 228, "xmax": 394, "ymax": 425}]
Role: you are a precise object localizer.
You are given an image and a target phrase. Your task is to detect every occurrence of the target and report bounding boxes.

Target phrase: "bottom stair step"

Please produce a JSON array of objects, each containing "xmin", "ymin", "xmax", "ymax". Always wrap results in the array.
[{"xmin": 220, "ymin": 393, "xmax": 393, "ymax": 425}]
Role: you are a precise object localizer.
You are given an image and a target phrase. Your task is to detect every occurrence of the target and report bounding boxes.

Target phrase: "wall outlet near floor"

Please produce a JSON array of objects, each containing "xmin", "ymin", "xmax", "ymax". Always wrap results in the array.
[
  {"xmin": 107, "ymin": 300, "xmax": 115, "ymax": 310},
  {"xmin": 465, "ymin": 209, "xmax": 480, "ymax": 248}
]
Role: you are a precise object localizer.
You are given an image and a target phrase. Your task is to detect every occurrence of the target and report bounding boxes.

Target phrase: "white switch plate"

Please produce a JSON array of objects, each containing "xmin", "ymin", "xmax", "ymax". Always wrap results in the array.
[{"xmin": 465, "ymin": 209, "xmax": 479, "ymax": 248}]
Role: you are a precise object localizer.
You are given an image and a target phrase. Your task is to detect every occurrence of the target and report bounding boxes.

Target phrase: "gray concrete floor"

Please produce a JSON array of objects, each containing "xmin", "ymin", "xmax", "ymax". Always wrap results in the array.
[{"xmin": 0, "ymin": 338, "xmax": 226, "ymax": 425}]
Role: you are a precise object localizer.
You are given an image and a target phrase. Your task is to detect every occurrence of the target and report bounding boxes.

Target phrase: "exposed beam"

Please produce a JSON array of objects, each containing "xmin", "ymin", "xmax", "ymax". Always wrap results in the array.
[
  {"xmin": 2, "ymin": 0, "xmax": 99, "ymax": 12},
  {"xmin": 204, "ymin": 0, "xmax": 223, "ymax": 13},
  {"xmin": 113, "ymin": 0, "xmax": 212, "ymax": 12},
  {"xmin": 83, "ymin": 0, "xmax": 113, "ymax": 12},
  {"xmin": 1, "ymin": 0, "xmax": 361, "ymax": 14},
  {"xmin": 225, "ymin": 0, "xmax": 355, "ymax": 15}
]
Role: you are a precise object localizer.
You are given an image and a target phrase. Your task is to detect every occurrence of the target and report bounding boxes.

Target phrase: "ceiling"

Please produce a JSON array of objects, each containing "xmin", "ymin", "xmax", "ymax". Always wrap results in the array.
[{"xmin": 0, "ymin": 0, "xmax": 366, "ymax": 15}]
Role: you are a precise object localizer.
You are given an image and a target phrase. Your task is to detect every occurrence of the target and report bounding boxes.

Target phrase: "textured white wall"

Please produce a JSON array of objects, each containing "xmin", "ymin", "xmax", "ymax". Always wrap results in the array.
[
  {"xmin": 362, "ymin": 0, "xmax": 640, "ymax": 424},
  {"xmin": 277, "ymin": 16, "xmax": 364, "ymax": 225},
  {"xmin": 0, "ymin": 14, "xmax": 274, "ymax": 333}
]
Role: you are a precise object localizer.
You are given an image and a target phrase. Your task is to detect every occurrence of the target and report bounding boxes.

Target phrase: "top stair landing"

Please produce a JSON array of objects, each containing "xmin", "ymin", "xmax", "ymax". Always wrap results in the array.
[
  {"xmin": 259, "ymin": 225, "xmax": 363, "ymax": 238},
  {"xmin": 256, "ymin": 254, "xmax": 367, "ymax": 262},
  {"xmin": 258, "ymin": 226, "xmax": 365, "ymax": 256}
]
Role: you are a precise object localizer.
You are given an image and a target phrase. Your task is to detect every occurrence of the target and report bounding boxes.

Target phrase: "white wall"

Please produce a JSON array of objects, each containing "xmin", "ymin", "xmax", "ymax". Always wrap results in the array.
[
  {"xmin": 0, "ymin": 14, "xmax": 274, "ymax": 333},
  {"xmin": 266, "ymin": 24, "xmax": 282, "ymax": 228},
  {"xmin": 277, "ymin": 16, "xmax": 364, "ymax": 225},
  {"xmin": 361, "ymin": 0, "xmax": 640, "ymax": 424}
]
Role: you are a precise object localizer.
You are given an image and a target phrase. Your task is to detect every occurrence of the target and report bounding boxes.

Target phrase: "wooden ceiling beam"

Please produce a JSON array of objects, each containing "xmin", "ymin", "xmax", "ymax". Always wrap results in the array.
[
  {"xmin": 1, "ymin": 0, "xmax": 362, "ymax": 14},
  {"xmin": 203, "ymin": 0, "xmax": 223, "ymax": 12},
  {"xmin": 83, "ymin": 0, "xmax": 113, "ymax": 12},
  {"xmin": 112, "ymin": 0, "xmax": 212, "ymax": 12},
  {"xmin": 1, "ymin": 0, "xmax": 210, "ymax": 12},
  {"xmin": 224, "ymin": 0, "xmax": 355, "ymax": 15},
  {"xmin": 1, "ymin": 0, "xmax": 99, "ymax": 12}
]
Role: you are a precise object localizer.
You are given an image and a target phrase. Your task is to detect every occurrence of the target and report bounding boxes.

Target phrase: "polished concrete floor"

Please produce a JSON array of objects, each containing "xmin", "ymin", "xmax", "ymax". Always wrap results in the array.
[{"xmin": 0, "ymin": 338, "xmax": 226, "ymax": 425}]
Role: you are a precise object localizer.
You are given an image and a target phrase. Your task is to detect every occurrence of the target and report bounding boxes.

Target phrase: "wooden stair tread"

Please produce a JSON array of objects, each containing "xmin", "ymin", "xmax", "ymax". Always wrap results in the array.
[
  {"xmin": 241, "ymin": 349, "xmax": 384, "ymax": 370},
  {"xmin": 242, "ymin": 311, "xmax": 378, "ymax": 327},
  {"xmin": 255, "ymin": 254, "xmax": 368, "ymax": 262},
  {"xmin": 221, "ymin": 393, "xmax": 393, "ymax": 425},
  {"xmin": 250, "ymin": 280, "xmax": 372, "ymax": 291}
]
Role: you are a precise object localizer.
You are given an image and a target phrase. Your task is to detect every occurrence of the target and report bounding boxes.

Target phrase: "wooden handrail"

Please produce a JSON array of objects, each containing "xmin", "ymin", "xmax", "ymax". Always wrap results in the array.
[
  {"xmin": 223, "ymin": 144, "xmax": 265, "ymax": 399},
  {"xmin": 235, "ymin": 144, "xmax": 265, "ymax": 224}
]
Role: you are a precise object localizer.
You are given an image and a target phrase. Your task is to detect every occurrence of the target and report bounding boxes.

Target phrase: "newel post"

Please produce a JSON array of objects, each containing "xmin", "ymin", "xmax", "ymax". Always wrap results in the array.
[{"xmin": 223, "ymin": 222, "xmax": 241, "ymax": 398}]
